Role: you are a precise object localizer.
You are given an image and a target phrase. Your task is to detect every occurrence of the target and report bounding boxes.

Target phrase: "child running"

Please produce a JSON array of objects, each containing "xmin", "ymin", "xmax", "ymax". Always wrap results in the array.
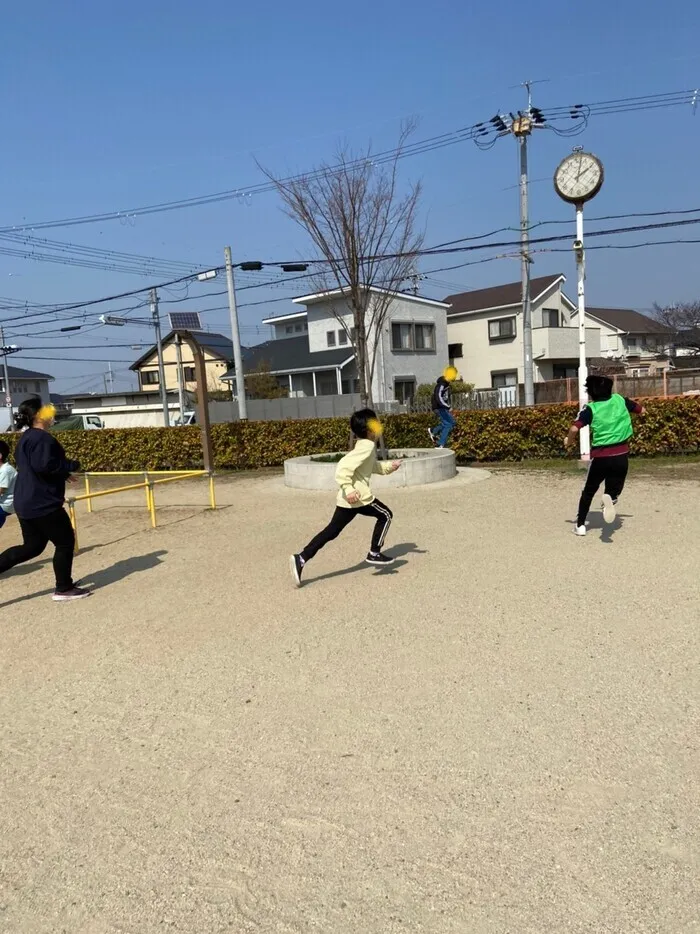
[
  {"xmin": 290, "ymin": 409, "xmax": 401, "ymax": 587},
  {"xmin": 0, "ymin": 398, "xmax": 91, "ymax": 600},
  {"xmin": 564, "ymin": 375, "xmax": 645, "ymax": 536},
  {"xmin": 428, "ymin": 366, "xmax": 457, "ymax": 449},
  {"xmin": 0, "ymin": 440, "xmax": 17, "ymax": 530}
]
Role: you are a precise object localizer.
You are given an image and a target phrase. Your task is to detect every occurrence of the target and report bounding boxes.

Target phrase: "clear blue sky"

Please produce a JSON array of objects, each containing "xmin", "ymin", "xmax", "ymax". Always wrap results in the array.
[{"xmin": 2, "ymin": 0, "xmax": 699, "ymax": 393}]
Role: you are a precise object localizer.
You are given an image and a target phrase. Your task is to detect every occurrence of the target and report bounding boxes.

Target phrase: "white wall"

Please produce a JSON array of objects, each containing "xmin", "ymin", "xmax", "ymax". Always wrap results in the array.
[{"xmin": 302, "ymin": 292, "xmax": 448, "ymax": 402}]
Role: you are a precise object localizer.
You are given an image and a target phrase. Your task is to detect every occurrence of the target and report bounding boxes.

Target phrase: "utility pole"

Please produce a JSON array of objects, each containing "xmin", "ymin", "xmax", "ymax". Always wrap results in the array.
[
  {"xmin": 0, "ymin": 326, "xmax": 14, "ymax": 430},
  {"xmin": 150, "ymin": 287, "xmax": 170, "ymax": 427},
  {"xmin": 512, "ymin": 111, "xmax": 534, "ymax": 406},
  {"xmin": 174, "ymin": 332, "xmax": 187, "ymax": 424},
  {"xmin": 224, "ymin": 246, "xmax": 248, "ymax": 420}
]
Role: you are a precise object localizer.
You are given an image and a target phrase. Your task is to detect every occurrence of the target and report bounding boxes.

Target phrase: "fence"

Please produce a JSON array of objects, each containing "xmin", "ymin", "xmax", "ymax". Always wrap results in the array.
[
  {"xmin": 534, "ymin": 371, "xmax": 700, "ymax": 405},
  {"xmin": 68, "ymin": 470, "xmax": 216, "ymax": 551}
]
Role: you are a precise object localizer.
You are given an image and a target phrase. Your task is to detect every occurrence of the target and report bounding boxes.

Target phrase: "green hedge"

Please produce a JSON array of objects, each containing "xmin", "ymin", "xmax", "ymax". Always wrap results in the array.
[{"xmin": 1, "ymin": 397, "xmax": 698, "ymax": 470}]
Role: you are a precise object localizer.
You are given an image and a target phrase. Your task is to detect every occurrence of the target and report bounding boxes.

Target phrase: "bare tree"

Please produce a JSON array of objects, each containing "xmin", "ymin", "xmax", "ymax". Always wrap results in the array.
[
  {"xmin": 261, "ymin": 124, "xmax": 424, "ymax": 406},
  {"xmin": 653, "ymin": 300, "xmax": 700, "ymax": 354}
]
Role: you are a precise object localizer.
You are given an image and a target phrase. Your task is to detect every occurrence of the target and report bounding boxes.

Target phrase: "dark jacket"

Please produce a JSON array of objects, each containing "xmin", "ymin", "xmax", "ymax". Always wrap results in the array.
[
  {"xmin": 431, "ymin": 377, "xmax": 451, "ymax": 412},
  {"xmin": 13, "ymin": 429, "xmax": 80, "ymax": 519}
]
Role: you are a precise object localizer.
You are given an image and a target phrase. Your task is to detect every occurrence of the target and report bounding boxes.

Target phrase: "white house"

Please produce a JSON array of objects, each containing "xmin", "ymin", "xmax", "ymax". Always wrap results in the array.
[
  {"xmin": 224, "ymin": 287, "xmax": 450, "ymax": 404},
  {"xmin": 444, "ymin": 274, "xmax": 601, "ymax": 391},
  {"xmin": 0, "ymin": 364, "xmax": 54, "ymax": 407},
  {"xmin": 571, "ymin": 306, "xmax": 674, "ymax": 376}
]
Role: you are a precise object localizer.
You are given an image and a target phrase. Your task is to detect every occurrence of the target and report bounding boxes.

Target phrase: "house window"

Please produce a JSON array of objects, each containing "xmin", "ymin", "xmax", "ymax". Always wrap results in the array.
[
  {"xmin": 491, "ymin": 371, "xmax": 518, "ymax": 389},
  {"xmin": 391, "ymin": 322, "xmax": 436, "ymax": 352},
  {"xmin": 294, "ymin": 324, "xmax": 303, "ymax": 333},
  {"xmin": 488, "ymin": 317, "xmax": 516, "ymax": 342},
  {"xmin": 394, "ymin": 378, "xmax": 416, "ymax": 404},
  {"xmin": 183, "ymin": 367, "xmax": 196, "ymax": 382},
  {"xmin": 553, "ymin": 364, "xmax": 577, "ymax": 380},
  {"xmin": 542, "ymin": 308, "xmax": 559, "ymax": 328},
  {"xmin": 285, "ymin": 325, "xmax": 294, "ymax": 334},
  {"xmin": 142, "ymin": 371, "xmax": 159, "ymax": 385},
  {"xmin": 338, "ymin": 330, "xmax": 348, "ymax": 345},
  {"xmin": 326, "ymin": 331, "xmax": 336, "ymax": 347},
  {"xmin": 627, "ymin": 337, "xmax": 638, "ymax": 349},
  {"xmin": 448, "ymin": 342, "xmax": 463, "ymax": 360}
]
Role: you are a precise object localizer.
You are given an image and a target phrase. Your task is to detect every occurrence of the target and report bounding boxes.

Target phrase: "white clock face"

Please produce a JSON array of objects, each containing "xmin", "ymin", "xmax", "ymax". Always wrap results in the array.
[{"xmin": 554, "ymin": 152, "xmax": 604, "ymax": 203}]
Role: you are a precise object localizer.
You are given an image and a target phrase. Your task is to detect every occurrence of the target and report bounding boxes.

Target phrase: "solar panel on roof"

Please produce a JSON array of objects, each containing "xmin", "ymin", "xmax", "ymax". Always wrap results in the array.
[{"xmin": 169, "ymin": 312, "xmax": 202, "ymax": 331}]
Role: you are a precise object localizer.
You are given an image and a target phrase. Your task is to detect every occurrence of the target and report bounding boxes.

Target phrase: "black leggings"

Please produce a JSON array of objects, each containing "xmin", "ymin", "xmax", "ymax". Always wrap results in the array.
[
  {"xmin": 0, "ymin": 507, "xmax": 75, "ymax": 592},
  {"xmin": 301, "ymin": 499, "xmax": 393, "ymax": 562},
  {"xmin": 576, "ymin": 454, "xmax": 629, "ymax": 526}
]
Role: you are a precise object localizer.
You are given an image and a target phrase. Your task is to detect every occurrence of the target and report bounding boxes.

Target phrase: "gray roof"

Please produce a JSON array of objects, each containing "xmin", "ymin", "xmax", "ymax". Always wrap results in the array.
[
  {"xmin": 8, "ymin": 365, "xmax": 54, "ymax": 381},
  {"xmin": 222, "ymin": 336, "xmax": 352, "ymax": 379},
  {"xmin": 584, "ymin": 307, "xmax": 672, "ymax": 334},
  {"xmin": 129, "ymin": 330, "xmax": 234, "ymax": 371},
  {"xmin": 444, "ymin": 275, "xmax": 565, "ymax": 316}
]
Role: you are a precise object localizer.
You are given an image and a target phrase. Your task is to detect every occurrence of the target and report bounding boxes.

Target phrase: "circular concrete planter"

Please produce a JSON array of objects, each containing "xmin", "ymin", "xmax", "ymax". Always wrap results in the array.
[{"xmin": 284, "ymin": 448, "xmax": 457, "ymax": 491}]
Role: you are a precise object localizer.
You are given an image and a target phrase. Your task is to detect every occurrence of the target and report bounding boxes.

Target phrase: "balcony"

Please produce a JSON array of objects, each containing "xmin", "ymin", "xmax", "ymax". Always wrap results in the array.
[{"xmin": 532, "ymin": 326, "xmax": 601, "ymax": 361}]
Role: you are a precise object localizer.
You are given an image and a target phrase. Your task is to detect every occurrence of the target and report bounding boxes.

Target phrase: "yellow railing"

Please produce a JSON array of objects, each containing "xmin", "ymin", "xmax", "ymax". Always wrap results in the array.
[{"xmin": 67, "ymin": 470, "xmax": 216, "ymax": 551}]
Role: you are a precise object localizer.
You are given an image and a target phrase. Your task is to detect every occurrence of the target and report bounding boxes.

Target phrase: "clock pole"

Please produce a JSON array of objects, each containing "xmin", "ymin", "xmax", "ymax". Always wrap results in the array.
[{"xmin": 574, "ymin": 204, "xmax": 590, "ymax": 460}]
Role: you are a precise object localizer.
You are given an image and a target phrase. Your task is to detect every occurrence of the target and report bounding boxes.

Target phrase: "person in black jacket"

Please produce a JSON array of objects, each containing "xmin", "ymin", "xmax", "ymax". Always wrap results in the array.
[
  {"xmin": 428, "ymin": 368, "xmax": 457, "ymax": 449},
  {"xmin": 0, "ymin": 398, "xmax": 91, "ymax": 601}
]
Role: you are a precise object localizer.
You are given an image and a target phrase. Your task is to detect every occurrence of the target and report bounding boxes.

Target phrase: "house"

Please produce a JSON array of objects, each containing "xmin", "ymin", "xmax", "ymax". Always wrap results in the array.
[
  {"xmin": 130, "ymin": 331, "xmax": 234, "ymax": 395},
  {"xmin": 0, "ymin": 364, "xmax": 53, "ymax": 406},
  {"xmin": 572, "ymin": 307, "xmax": 674, "ymax": 376},
  {"xmin": 444, "ymin": 274, "xmax": 601, "ymax": 391},
  {"xmin": 224, "ymin": 287, "xmax": 449, "ymax": 404}
]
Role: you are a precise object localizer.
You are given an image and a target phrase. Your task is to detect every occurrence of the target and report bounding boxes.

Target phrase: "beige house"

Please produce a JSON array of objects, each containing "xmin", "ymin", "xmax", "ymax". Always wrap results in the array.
[
  {"xmin": 130, "ymin": 331, "xmax": 234, "ymax": 395},
  {"xmin": 570, "ymin": 307, "xmax": 673, "ymax": 376},
  {"xmin": 444, "ymin": 274, "xmax": 601, "ymax": 391}
]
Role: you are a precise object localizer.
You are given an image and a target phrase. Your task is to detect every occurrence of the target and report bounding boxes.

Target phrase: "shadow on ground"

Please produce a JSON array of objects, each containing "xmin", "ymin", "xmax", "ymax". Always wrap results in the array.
[
  {"xmin": 0, "ymin": 550, "xmax": 168, "ymax": 609},
  {"xmin": 305, "ymin": 542, "xmax": 426, "ymax": 585}
]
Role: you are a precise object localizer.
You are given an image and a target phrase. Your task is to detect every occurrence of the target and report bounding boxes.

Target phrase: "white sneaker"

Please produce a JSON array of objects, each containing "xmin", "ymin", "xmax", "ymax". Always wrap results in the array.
[
  {"xmin": 573, "ymin": 525, "xmax": 587, "ymax": 536},
  {"xmin": 601, "ymin": 494, "xmax": 616, "ymax": 524}
]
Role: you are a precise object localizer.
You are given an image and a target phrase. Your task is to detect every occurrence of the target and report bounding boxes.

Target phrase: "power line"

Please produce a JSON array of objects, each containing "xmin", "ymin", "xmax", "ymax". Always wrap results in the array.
[{"xmin": 2, "ymin": 87, "xmax": 695, "ymax": 234}]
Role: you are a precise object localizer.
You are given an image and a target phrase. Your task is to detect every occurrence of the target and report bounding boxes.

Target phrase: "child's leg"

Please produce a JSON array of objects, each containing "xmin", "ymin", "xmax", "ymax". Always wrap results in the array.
[
  {"xmin": 300, "ymin": 507, "xmax": 357, "ymax": 562},
  {"xmin": 603, "ymin": 454, "xmax": 629, "ymax": 502},
  {"xmin": 576, "ymin": 459, "xmax": 605, "ymax": 527},
  {"xmin": 358, "ymin": 499, "xmax": 393, "ymax": 554}
]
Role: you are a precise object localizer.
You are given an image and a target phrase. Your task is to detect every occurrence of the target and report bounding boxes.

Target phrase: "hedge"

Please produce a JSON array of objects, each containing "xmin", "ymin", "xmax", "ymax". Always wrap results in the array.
[{"xmin": 1, "ymin": 396, "xmax": 698, "ymax": 471}]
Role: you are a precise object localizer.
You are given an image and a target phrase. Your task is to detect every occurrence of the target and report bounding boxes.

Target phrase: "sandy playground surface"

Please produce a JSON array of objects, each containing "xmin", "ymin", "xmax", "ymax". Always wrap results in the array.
[{"xmin": 1, "ymin": 468, "xmax": 699, "ymax": 933}]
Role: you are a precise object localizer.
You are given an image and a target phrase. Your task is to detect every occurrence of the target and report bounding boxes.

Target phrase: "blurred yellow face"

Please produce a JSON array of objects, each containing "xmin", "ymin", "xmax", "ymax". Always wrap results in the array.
[
  {"xmin": 37, "ymin": 404, "xmax": 56, "ymax": 426},
  {"xmin": 367, "ymin": 417, "xmax": 383, "ymax": 440},
  {"xmin": 443, "ymin": 366, "xmax": 458, "ymax": 382}
]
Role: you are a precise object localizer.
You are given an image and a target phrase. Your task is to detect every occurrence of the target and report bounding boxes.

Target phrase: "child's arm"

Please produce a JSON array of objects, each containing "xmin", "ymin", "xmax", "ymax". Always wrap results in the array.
[
  {"xmin": 335, "ymin": 445, "xmax": 371, "ymax": 501},
  {"xmin": 373, "ymin": 459, "xmax": 401, "ymax": 475},
  {"xmin": 564, "ymin": 405, "xmax": 592, "ymax": 448},
  {"xmin": 625, "ymin": 398, "xmax": 646, "ymax": 415}
]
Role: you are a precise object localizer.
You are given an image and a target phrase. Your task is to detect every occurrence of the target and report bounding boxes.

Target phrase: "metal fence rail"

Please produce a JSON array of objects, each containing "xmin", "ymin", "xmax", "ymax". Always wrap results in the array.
[{"xmin": 68, "ymin": 470, "xmax": 216, "ymax": 552}]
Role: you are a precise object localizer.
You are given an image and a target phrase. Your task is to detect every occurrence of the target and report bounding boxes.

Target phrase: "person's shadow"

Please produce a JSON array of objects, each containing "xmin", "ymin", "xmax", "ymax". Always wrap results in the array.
[
  {"xmin": 566, "ymin": 513, "xmax": 631, "ymax": 544},
  {"xmin": 0, "ymin": 550, "xmax": 168, "ymax": 609},
  {"xmin": 305, "ymin": 542, "xmax": 426, "ymax": 585}
]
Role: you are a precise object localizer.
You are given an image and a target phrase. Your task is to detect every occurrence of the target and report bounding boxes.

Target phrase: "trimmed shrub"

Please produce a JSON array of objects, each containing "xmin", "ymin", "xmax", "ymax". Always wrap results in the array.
[{"xmin": 1, "ymin": 396, "xmax": 698, "ymax": 471}]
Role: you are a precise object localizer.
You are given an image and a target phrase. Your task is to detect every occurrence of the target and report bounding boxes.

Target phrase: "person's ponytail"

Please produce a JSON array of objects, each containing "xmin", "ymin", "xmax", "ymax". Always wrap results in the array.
[{"xmin": 14, "ymin": 397, "xmax": 42, "ymax": 431}]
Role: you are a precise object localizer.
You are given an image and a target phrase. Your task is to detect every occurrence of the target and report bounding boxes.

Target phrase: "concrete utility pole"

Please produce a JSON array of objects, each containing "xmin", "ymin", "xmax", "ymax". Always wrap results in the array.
[
  {"xmin": 224, "ymin": 246, "xmax": 248, "ymax": 420},
  {"xmin": 150, "ymin": 287, "xmax": 170, "ymax": 427},
  {"xmin": 0, "ymin": 326, "xmax": 14, "ymax": 429},
  {"xmin": 174, "ymin": 332, "xmax": 187, "ymax": 424},
  {"xmin": 512, "ymin": 110, "xmax": 534, "ymax": 406}
]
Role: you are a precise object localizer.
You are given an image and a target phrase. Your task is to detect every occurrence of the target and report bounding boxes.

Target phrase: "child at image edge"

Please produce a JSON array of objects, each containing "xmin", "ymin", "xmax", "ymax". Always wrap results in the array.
[
  {"xmin": 565, "ymin": 374, "xmax": 645, "ymax": 536},
  {"xmin": 290, "ymin": 408, "xmax": 401, "ymax": 587},
  {"xmin": 0, "ymin": 440, "xmax": 17, "ymax": 530}
]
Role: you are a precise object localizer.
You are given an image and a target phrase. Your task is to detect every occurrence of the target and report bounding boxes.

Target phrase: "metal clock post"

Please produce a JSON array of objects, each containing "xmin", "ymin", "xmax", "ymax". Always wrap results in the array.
[{"xmin": 553, "ymin": 149, "xmax": 604, "ymax": 460}]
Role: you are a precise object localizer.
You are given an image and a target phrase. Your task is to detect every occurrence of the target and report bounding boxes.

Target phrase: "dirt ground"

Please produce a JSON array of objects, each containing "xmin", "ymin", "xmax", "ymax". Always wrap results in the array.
[{"xmin": 1, "ymin": 469, "xmax": 699, "ymax": 933}]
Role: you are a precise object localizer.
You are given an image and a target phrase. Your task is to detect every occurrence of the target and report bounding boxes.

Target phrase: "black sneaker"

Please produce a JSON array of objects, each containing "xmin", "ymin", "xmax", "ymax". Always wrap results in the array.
[
  {"xmin": 290, "ymin": 554, "xmax": 304, "ymax": 587},
  {"xmin": 52, "ymin": 586, "xmax": 91, "ymax": 602},
  {"xmin": 365, "ymin": 552, "xmax": 395, "ymax": 566}
]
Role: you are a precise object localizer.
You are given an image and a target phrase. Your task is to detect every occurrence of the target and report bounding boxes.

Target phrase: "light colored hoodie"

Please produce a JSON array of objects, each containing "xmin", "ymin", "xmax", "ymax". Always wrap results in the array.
[{"xmin": 335, "ymin": 438, "xmax": 395, "ymax": 508}]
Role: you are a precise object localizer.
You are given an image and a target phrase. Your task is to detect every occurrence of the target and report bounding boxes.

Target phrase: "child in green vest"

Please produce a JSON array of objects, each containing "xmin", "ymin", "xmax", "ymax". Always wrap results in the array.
[{"xmin": 564, "ymin": 374, "xmax": 645, "ymax": 536}]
